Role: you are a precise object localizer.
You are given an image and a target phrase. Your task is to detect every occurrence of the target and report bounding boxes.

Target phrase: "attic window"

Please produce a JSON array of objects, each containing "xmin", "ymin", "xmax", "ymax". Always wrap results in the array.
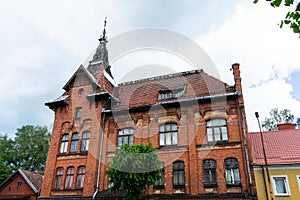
[
  {"xmin": 79, "ymin": 88, "xmax": 84, "ymax": 95},
  {"xmin": 17, "ymin": 182, "xmax": 22, "ymax": 187},
  {"xmin": 158, "ymin": 85, "xmax": 186, "ymax": 100}
]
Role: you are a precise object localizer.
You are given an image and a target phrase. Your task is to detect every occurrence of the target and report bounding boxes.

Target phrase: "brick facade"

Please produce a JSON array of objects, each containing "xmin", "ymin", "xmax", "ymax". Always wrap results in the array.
[{"xmin": 40, "ymin": 33, "xmax": 256, "ymax": 199}]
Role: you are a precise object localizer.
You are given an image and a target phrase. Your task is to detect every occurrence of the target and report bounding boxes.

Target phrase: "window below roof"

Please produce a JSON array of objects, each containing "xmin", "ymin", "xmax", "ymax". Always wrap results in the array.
[
  {"xmin": 272, "ymin": 175, "xmax": 290, "ymax": 196},
  {"xmin": 158, "ymin": 85, "xmax": 186, "ymax": 100}
]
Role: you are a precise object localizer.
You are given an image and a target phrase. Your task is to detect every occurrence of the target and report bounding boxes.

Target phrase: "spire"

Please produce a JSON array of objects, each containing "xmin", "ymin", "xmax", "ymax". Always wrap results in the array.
[{"xmin": 99, "ymin": 16, "xmax": 108, "ymax": 43}]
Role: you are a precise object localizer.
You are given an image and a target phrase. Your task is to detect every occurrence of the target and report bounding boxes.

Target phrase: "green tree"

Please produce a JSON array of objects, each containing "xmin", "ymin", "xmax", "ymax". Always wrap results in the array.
[
  {"xmin": 0, "ymin": 158, "xmax": 12, "ymax": 184},
  {"xmin": 105, "ymin": 143, "xmax": 162, "ymax": 200},
  {"xmin": 262, "ymin": 107, "xmax": 294, "ymax": 131},
  {"xmin": 14, "ymin": 125, "xmax": 51, "ymax": 172},
  {"xmin": 254, "ymin": 0, "xmax": 300, "ymax": 35},
  {"xmin": 0, "ymin": 134, "xmax": 15, "ymax": 168}
]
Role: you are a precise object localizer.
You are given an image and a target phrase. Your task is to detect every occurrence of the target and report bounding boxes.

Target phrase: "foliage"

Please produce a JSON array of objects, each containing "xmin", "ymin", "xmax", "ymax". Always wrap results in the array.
[
  {"xmin": 0, "ymin": 125, "xmax": 51, "ymax": 172},
  {"xmin": 105, "ymin": 143, "xmax": 162, "ymax": 200},
  {"xmin": 0, "ymin": 158, "xmax": 12, "ymax": 184},
  {"xmin": 254, "ymin": 0, "xmax": 300, "ymax": 35},
  {"xmin": 262, "ymin": 107, "xmax": 294, "ymax": 131}
]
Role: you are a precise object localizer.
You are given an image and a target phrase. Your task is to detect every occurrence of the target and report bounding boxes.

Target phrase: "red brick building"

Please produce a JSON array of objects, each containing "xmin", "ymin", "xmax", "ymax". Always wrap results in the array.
[
  {"xmin": 40, "ymin": 29, "xmax": 257, "ymax": 199},
  {"xmin": 0, "ymin": 169, "xmax": 43, "ymax": 200}
]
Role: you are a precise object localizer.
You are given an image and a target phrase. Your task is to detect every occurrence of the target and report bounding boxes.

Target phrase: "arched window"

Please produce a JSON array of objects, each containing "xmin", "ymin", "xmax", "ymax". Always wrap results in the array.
[
  {"xmin": 206, "ymin": 118, "xmax": 228, "ymax": 142},
  {"xmin": 155, "ymin": 162, "xmax": 165, "ymax": 188},
  {"xmin": 65, "ymin": 167, "xmax": 75, "ymax": 188},
  {"xmin": 75, "ymin": 107, "xmax": 82, "ymax": 119},
  {"xmin": 225, "ymin": 158, "xmax": 240, "ymax": 185},
  {"xmin": 203, "ymin": 159, "xmax": 217, "ymax": 186},
  {"xmin": 60, "ymin": 134, "xmax": 69, "ymax": 153},
  {"xmin": 70, "ymin": 133, "xmax": 79, "ymax": 152},
  {"xmin": 76, "ymin": 166, "xmax": 85, "ymax": 188},
  {"xmin": 81, "ymin": 131, "xmax": 90, "ymax": 152},
  {"xmin": 54, "ymin": 167, "xmax": 63, "ymax": 189},
  {"xmin": 173, "ymin": 161, "xmax": 185, "ymax": 187},
  {"xmin": 159, "ymin": 123, "xmax": 178, "ymax": 146},
  {"xmin": 118, "ymin": 128, "xmax": 134, "ymax": 147}
]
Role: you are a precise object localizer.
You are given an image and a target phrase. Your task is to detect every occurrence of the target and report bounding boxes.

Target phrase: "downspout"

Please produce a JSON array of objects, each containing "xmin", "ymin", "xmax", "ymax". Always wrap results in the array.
[
  {"xmin": 261, "ymin": 165, "xmax": 269, "ymax": 200},
  {"xmin": 240, "ymin": 108, "xmax": 253, "ymax": 195},
  {"xmin": 93, "ymin": 107, "xmax": 107, "ymax": 199}
]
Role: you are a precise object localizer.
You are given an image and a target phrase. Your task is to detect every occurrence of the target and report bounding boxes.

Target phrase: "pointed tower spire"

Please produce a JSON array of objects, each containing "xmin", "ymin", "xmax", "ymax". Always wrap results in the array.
[{"xmin": 99, "ymin": 16, "xmax": 108, "ymax": 43}]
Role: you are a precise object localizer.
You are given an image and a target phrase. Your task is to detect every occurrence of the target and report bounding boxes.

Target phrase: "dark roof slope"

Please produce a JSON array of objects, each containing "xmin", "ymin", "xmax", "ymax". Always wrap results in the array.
[{"xmin": 114, "ymin": 69, "xmax": 231, "ymax": 110}]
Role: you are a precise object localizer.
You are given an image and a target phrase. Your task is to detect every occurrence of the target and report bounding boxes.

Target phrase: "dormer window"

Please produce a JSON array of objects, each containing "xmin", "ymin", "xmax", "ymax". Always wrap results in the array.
[{"xmin": 158, "ymin": 85, "xmax": 186, "ymax": 100}]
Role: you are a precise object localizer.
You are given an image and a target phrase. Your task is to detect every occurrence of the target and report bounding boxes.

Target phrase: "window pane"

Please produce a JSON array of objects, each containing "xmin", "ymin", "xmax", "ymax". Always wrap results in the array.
[
  {"xmin": 129, "ymin": 135, "xmax": 134, "ymax": 145},
  {"xmin": 214, "ymin": 128, "xmax": 220, "ymax": 141},
  {"xmin": 233, "ymin": 169, "xmax": 240, "ymax": 184},
  {"xmin": 172, "ymin": 132, "xmax": 178, "ymax": 145},
  {"xmin": 166, "ymin": 133, "xmax": 171, "ymax": 145},
  {"xmin": 118, "ymin": 137, "xmax": 123, "ymax": 147},
  {"xmin": 275, "ymin": 178, "xmax": 287, "ymax": 194},
  {"xmin": 207, "ymin": 128, "xmax": 213, "ymax": 142},
  {"xmin": 160, "ymin": 133, "xmax": 164, "ymax": 146},
  {"xmin": 172, "ymin": 124, "xmax": 177, "ymax": 131},
  {"xmin": 166, "ymin": 124, "xmax": 171, "ymax": 131},
  {"xmin": 123, "ymin": 136, "xmax": 128, "ymax": 144},
  {"xmin": 160, "ymin": 125, "xmax": 164, "ymax": 132},
  {"xmin": 222, "ymin": 127, "xmax": 228, "ymax": 140},
  {"xmin": 179, "ymin": 171, "xmax": 184, "ymax": 185},
  {"xmin": 174, "ymin": 171, "xmax": 179, "ymax": 185}
]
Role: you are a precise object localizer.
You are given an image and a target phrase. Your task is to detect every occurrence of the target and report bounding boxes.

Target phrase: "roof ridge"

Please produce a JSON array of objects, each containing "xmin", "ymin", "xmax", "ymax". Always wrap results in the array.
[{"xmin": 119, "ymin": 69, "xmax": 205, "ymax": 86}]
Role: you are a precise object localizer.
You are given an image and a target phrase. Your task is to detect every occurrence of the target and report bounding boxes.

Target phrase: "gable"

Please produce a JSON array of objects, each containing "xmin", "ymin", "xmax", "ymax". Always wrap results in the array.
[
  {"xmin": 0, "ymin": 173, "xmax": 36, "ymax": 197},
  {"xmin": 63, "ymin": 65, "xmax": 100, "ymax": 91}
]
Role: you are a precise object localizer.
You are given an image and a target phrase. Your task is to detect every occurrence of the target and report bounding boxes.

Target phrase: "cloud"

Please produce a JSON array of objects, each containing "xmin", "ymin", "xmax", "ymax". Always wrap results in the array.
[{"xmin": 197, "ymin": 0, "xmax": 300, "ymax": 131}]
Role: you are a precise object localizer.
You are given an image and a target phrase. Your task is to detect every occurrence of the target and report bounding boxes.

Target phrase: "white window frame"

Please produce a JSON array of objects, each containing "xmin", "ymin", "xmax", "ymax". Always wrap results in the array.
[
  {"xmin": 296, "ymin": 175, "xmax": 300, "ymax": 191},
  {"xmin": 271, "ymin": 175, "xmax": 290, "ymax": 196}
]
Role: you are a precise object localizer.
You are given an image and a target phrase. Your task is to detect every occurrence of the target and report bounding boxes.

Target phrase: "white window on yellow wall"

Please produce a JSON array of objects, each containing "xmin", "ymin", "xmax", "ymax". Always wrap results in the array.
[
  {"xmin": 297, "ymin": 175, "xmax": 300, "ymax": 191},
  {"xmin": 271, "ymin": 175, "xmax": 290, "ymax": 196}
]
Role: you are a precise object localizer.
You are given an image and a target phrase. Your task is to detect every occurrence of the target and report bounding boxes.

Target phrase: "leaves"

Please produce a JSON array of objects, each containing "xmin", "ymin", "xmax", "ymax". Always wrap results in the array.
[
  {"xmin": 0, "ymin": 125, "xmax": 50, "ymax": 172},
  {"xmin": 105, "ymin": 143, "xmax": 162, "ymax": 200},
  {"xmin": 254, "ymin": 0, "xmax": 300, "ymax": 36},
  {"xmin": 262, "ymin": 108, "xmax": 295, "ymax": 131}
]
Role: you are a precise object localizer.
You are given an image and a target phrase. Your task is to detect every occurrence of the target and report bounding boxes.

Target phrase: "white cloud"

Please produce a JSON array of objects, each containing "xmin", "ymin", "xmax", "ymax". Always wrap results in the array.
[{"xmin": 197, "ymin": 0, "xmax": 300, "ymax": 131}]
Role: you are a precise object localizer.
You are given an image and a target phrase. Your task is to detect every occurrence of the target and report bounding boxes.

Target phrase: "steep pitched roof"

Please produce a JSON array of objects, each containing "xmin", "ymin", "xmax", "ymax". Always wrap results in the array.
[
  {"xmin": 0, "ymin": 169, "xmax": 43, "ymax": 193},
  {"xmin": 63, "ymin": 65, "xmax": 100, "ymax": 91},
  {"xmin": 113, "ymin": 69, "xmax": 232, "ymax": 110},
  {"xmin": 250, "ymin": 129, "xmax": 300, "ymax": 165}
]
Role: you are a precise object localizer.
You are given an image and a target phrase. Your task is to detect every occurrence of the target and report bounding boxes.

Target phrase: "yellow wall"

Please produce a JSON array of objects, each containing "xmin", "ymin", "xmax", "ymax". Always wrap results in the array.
[{"xmin": 254, "ymin": 166, "xmax": 300, "ymax": 200}]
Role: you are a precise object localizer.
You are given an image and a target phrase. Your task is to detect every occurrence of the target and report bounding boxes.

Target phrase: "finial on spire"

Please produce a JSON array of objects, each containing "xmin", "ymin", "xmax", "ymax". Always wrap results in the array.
[{"xmin": 99, "ymin": 16, "xmax": 108, "ymax": 43}]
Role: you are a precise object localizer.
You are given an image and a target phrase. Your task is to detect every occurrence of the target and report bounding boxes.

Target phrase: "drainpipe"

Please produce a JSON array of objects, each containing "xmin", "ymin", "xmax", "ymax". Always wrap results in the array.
[
  {"xmin": 240, "ymin": 108, "xmax": 253, "ymax": 195},
  {"xmin": 261, "ymin": 165, "xmax": 269, "ymax": 200},
  {"xmin": 93, "ymin": 107, "xmax": 107, "ymax": 199}
]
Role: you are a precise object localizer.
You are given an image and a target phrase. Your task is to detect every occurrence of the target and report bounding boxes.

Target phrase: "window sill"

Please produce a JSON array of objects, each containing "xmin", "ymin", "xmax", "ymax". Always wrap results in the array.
[
  {"xmin": 173, "ymin": 185, "xmax": 185, "ymax": 188},
  {"xmin": 153, "ymin": 185, "xmax": 165, "ymax": 189},
  {"xmin": 204, "ymin": 184, "xmax": 217, "ymax": 188},
  {"xmin": 226, "ymin": 183, "xmax": 241, "ymax": 187},
  {"xmin": 57, "ymin": 151, "xmax": 88, "ymax": 157}
]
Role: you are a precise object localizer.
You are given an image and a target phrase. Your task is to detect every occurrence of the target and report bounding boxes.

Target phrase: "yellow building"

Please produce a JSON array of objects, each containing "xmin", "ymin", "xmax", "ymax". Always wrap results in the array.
[{"xmin": 250, "ymin": 124, "xmax": 300, "ymax": 200}]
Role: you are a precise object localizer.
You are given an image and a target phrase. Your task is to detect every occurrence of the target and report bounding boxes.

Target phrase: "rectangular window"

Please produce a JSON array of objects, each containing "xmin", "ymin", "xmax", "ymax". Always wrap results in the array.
[
  {"xmin": 297, "ymin": 175, "xmax": 300, "ymax": 191},
  {"xmin": 272, "ymin": 176, "xmax": 290, "ymax": 196},
  {"xmin": 118, "ymin": 128, "xmax": 134, "ymax": 147},
  {"xmin": 159, "ymin": 124, "xmax": 178, "ymax": 146},
  {"xmin": 65, "ymin": 167, "xmax": 75, "ymax": 189}
]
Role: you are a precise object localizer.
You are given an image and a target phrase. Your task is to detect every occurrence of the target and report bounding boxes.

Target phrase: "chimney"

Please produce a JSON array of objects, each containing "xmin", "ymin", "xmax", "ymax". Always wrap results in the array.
[
  {"xmin": 232, "ymin": 63, "xmax": 242, "ymax": 93},
  {"xmin": 277, "ymin": 123, "xmax": 296, "ymax": 131}
]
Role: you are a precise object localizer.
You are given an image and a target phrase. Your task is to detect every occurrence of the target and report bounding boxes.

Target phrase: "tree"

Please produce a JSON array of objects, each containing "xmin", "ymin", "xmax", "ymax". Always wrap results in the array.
[
  {"xmin": 0, "ymin": 125, "xmax": 50, "ymax": 172},
  {"xmin": 0, "ymin": 158, "xmax": 12, "ymax": 184},
  {"xmin": 262, "ymin": 107, "xmax": 294, "ymax": 131},
  {"xmin": 254, "ymin": 0, "xmax": 300, "ymax": 35},
  {"xmin": 14, "ymin": 125, "xmax": 51, "ymax": 172},
  {"xmin": 105, "ymin": 143, "xmax": 162, "ymax": 200}
]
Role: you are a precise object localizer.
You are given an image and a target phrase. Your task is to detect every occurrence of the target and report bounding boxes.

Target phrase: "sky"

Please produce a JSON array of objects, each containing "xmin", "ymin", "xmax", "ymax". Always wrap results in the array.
[{"xmin": 0, "ymin": 0, "xmax": 300, "ymax": 137}]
